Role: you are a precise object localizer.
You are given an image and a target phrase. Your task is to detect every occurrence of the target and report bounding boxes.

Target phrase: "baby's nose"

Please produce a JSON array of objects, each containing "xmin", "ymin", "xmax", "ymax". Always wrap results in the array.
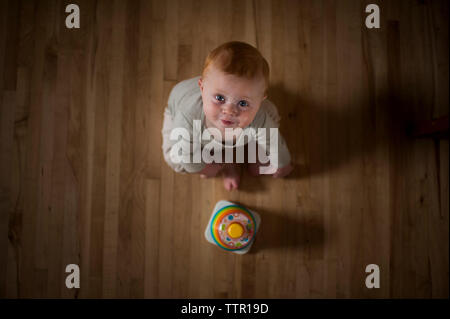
[{"xmin": 222, "ymin": 102, "xmax": 238, "ymax": 115}]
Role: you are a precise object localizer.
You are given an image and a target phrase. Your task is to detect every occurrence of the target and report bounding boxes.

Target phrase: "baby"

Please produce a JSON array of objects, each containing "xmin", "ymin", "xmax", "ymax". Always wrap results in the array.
[{"xmin": 161, "ymin": 41, "xmax": 294, "ymax": 191}]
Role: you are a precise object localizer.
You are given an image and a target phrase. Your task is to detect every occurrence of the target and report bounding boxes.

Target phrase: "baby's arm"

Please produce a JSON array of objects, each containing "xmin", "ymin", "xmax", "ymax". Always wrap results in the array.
[
  {"xmin": 257, "ymin": 112, "xmax": 294, "ymax": 178},
  {"xmin": 166, "ymin": 111, "xmax": 207, "ymax": 173},
  {"xmin": 271, "ymin": 128, "xmax": 294, "ymax": 178}
]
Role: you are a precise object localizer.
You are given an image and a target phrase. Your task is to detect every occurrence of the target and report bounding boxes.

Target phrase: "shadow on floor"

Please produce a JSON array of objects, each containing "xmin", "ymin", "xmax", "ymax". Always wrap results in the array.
[
  {"xmin": 228, "ymin": 202, "xmax": 326, "ymax": 254},
  {"xmin": 268, "ymin": 80, "xmax": 417, "ymax": 180}
]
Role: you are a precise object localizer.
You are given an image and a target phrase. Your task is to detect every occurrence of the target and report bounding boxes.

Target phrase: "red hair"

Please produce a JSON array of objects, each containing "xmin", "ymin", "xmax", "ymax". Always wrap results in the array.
[{"xmin": 201, "ymin": 41, "xmax": 270, "ymax": 95}]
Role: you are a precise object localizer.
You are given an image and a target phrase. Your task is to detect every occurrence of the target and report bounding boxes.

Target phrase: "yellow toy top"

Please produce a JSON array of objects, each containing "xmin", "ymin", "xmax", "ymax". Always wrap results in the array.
[{"xmin": 227, "ymin": 223, "xmax": 244, "ymax": 239}]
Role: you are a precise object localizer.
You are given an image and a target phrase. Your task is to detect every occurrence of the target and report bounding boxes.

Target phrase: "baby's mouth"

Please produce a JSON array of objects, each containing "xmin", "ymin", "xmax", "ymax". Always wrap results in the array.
[
  {"xmin": 221, "ymin": 119, "xmax": 234, "ymax": 126},
  {"xmin": 220, "ymin": 118, "xmax": 236, "ymax": 127}
]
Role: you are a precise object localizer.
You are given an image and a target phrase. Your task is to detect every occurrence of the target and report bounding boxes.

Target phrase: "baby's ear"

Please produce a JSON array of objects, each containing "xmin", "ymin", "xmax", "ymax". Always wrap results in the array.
[{"xmin": 198, "ymin": 78, "xmax": 203, "ymax": 91}]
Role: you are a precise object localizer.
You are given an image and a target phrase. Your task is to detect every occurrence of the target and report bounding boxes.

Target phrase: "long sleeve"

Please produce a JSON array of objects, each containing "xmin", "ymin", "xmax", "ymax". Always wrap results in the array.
[
  {"xmin": 254, "ymin": 110, "xmax": 292, "ymax": 173},
  {"xmin": 166, "ymin": 110, "xmax": 206, "ymax": 173}
]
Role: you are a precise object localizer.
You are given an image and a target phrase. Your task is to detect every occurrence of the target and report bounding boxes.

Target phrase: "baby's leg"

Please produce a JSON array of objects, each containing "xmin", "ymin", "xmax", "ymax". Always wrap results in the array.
[
  {"xmin": 222, "ymin": 163, "xmax": 242, "ymax": 191},
  {"xmin": 246, "ymin": 143, "xmax": 271, "ymax": 176},
  {"xmin": 220, "ymin": 145, "xmax": 243, "ymax": 191}
]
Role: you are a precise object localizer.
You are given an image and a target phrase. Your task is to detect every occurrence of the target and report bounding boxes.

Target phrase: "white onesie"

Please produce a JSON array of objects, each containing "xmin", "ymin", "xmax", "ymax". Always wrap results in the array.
[{"xmin": 161, "ymin": 76, "xmax": 292, "ymax": 174}]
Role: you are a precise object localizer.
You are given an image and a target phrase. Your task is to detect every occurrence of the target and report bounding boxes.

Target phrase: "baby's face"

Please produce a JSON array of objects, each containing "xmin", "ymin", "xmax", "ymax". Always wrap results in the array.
[{"xmin": 198, "ymin": 65, "xmax": 267, "ymax": 136}]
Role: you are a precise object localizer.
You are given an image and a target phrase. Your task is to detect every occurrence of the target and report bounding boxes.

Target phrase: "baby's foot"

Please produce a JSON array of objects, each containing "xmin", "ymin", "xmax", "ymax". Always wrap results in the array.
[{"xmin": 222, "ymin": 163, "xmax": 241, "ymax": 191}]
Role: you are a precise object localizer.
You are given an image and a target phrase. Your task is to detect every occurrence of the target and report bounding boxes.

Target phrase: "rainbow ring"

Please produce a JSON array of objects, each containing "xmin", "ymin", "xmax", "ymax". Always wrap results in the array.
[{"xmin": 210, "ymin": 204, "xmax": 257, "ymax": 251}]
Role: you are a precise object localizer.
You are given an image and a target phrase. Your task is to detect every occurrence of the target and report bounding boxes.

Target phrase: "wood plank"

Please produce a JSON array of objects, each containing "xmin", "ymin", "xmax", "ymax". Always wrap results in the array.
[
  {"xmin": 157, "ymin": 80, "xmax": 176, "ymax": 298},
  {"xmin": 0, "ymin": 91, "xmax": 15, "ymax": 298},
  {"xmin": 77, "ymin": 0, "xmax": 98, "ymax": 299},
  {"xmin": 144, "ymin": 179, "xmax": 160, "ymax": 298},
  {"xmin": 164, "ymin": 0, "xmax": 178, "ymax": 81},
  {"xmin": 87, "ymin": 0, "xmax": 113, "ymax": 298},
  {"xmin": 2, "ymin": 0, "xmax": 19, "ymax": 90},
  {"xmin": 100, "ymin": 0, "xmax": 126, "ymax": 299}
]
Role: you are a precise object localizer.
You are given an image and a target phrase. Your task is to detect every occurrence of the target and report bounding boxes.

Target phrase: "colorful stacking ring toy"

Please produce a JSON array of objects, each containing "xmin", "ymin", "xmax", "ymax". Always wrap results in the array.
[{"xmin": 210, "ymin": 204, "xmax": 257, "ymax": 251}]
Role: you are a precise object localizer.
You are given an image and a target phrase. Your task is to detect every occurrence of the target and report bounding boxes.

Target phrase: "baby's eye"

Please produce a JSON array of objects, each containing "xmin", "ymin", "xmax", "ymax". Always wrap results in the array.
[
  {"xmin": 215, "ymin": 95, "xmax": 225, "ymax": 102},
  {"xmin": 239, "ymin": 100, "xmax": 249, "ymax": 107}
]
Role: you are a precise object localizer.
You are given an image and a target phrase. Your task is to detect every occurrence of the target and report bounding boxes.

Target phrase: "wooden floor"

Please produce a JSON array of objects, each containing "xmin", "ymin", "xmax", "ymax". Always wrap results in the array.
[{"xmin": 0, "ymin": 0, "xmax": 448, "ymax": 299}]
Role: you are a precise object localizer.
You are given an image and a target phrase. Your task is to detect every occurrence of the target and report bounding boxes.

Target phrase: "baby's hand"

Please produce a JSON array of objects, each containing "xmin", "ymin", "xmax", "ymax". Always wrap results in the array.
[
  {"xmin": 199, "ymin": 163, "xmax": 225, "ymax": 178},
  {"xmin": 272, "ymin": 163, "xmax": 294, "ymax": 178}
]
